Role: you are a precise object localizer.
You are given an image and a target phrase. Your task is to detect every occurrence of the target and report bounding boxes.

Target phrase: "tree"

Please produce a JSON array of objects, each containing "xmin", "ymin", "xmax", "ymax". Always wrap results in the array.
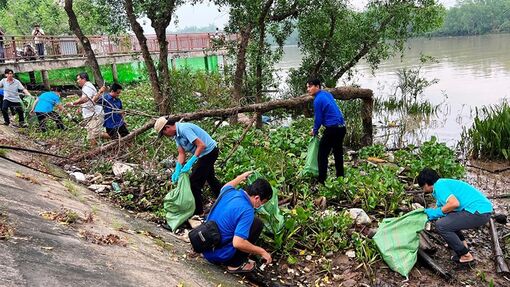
[
  {"xmin": 123, "ymin": 0, "xmax": 183, "ymax": 115},
  {"xmin": 64, "ymin": 0, "xmax": 104, "ymax": 86},
  {"xmin": 0, "ymin": 0, "xmax": 128, "ymax": 35},
  {"xmin": 215, "ymin": 0, "xmax": 303, "ymax": 124},
  {"xmin": 288, "ymin": 0, "xmax": 445, "ymax": 94}
]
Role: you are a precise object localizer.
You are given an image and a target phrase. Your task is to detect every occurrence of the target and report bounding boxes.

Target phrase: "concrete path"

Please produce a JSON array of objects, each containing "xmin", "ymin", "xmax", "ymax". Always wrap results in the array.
[{"xmin": 0, "ymin": 151, "xmax": 241, "ymax": 287}]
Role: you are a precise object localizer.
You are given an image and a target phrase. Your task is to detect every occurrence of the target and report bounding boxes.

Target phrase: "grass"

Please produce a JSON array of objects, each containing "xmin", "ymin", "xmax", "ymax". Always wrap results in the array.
[
  {"xmin": 460, "ymin": 102, "xmax": 510, "ymax": 160},
  {"xmin": 63, "ymin": 180, "xmax": 80, "ymax": 197}
]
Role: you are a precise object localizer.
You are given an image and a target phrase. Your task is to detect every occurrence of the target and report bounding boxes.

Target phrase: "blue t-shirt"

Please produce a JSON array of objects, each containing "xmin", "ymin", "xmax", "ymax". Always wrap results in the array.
[
  {"xmin": 313, "ymin": 90, "xmax": 345, "ymax": 135},
  {"xmin": 203, "ymin": 185, "xmax": 255, "ymax": 263},
  {"xmin": 97, "ymin": 93, "xmax": 124, "ymax": 129},
  {"xmin": 34, "ymin": 91, "xmax": 60, "ymax": 113},
  {"xmin": 433, "ymin": 179, "xmax": 493, "ymax": 214},
  {"xmin": 174, "ymin": 122, "xmax": 216, "ymax": 157}
]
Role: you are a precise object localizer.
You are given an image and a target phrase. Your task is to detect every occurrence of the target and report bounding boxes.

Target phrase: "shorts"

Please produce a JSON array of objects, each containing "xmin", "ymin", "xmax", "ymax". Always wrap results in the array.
[
  {"xmin": 84, "ymin": 115, "xmax": 103, "ymax": 140},
  {"xmin": 106, "ymin": 124, "xmax": 129, "ymax": 139}
]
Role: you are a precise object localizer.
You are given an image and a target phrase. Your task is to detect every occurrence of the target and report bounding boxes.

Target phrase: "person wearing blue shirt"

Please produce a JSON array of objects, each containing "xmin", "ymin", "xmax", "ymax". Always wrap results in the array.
[
  {"xmin": 154, "ymin": 116, "xmax": 222, "ymax": 216},
  {"xmin": 307, "ymin": 78, "xmax": 346, "ymax": 183},
  {"xmin": 203, "ymin": 171, "xmax": 273, "ymax": 273},
  {"xmin": 93, "ymin": 83, "xmax": 129, "ymax": 139},
  {"xmin": 417, "ymin": 168, "xmax": 493, "ymax": 265},
  {"xmin": 30, "ymin": 87, "xmax": 65, "ymax": 132}
]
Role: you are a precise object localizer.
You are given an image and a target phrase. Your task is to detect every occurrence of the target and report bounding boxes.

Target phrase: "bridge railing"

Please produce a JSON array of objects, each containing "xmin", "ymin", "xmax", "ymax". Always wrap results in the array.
[{"xmin": 0, "ymin": 32, "xmax": 232, "ymax": 63}]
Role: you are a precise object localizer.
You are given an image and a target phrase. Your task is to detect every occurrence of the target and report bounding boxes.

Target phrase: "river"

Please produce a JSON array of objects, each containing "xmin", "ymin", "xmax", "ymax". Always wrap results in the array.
[{"xmin": 275, "ymin": 33, "xmax": 510, "ymax": 148}]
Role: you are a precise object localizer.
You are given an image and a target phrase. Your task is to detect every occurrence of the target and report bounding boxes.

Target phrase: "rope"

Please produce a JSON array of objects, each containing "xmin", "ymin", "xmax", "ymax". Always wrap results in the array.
[{"xmin": 0, "ymin": 145, "xmax": 68, "ymax": 159}]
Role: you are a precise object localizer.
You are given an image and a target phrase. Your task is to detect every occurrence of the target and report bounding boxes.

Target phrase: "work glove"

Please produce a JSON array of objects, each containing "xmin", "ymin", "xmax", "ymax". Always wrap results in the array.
[
  {"xmin": 424, "ymin": 207, "xmax": 445, "ymax": 221},
  {"xmin": 181, "ymin": 155, "xmax": 198, "ymax": 173},
  {"xmin": 171, "ymin": 162, "xmax": 182, "ymax": 183}
]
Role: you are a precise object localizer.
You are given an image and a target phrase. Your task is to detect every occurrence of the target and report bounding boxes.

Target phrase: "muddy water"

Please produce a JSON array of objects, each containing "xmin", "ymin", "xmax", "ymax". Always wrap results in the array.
[{"xmin": 276, "ymin": 34, "xmax": 510, "ymax": 148}]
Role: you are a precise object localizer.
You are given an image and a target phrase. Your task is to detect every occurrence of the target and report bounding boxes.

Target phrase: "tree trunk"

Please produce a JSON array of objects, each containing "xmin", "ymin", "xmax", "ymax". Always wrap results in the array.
[
  {"xmin": 231, "ymin": 24, "xmax": 253, "ymax": 123},
  {"xmin": 255, "ymin": 1, "xmax": 273, "ymax": 129},
  {"xmin": 123, "ymin": 0, "xmax": 164, "ymax": 114},
  {"xmin": 70, "ymin": 87, "xmax": 373, "ymax": 162},
  {"xmin": 154, "ymin": 23, "xmax": 171, "ymax": 115},
  {"xmin": 64, "ymin": 0, "xmax": 104, "ymax": 87}
]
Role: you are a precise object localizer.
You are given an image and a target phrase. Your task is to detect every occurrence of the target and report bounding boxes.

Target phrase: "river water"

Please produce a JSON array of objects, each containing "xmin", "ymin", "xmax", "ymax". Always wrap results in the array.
[{"xmin": 276, "ymin": 34, "xmax": 510, "ymax": 148}]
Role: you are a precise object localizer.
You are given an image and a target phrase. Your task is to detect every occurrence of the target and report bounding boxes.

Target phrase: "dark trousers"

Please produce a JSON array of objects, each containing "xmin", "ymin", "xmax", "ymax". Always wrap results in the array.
[
  {"xmin": 106, "ymin": 124, "xmax": 129, "ymax": 139},
  {"xmin": 435, "ymin": 211, "xmax": 491, "ymax": 256},
  {"xmin": 36, "ymin": 43, "xmax": 44, "ymax": 58},
  {"xmin": 224, "ymin": 217, "xmax": 263, "ymax": 267},
  {"xmin": 2, "ymin": 100, "xmax": 24, "ymax": 125},
  {"xmin": 190, "ymin": 147, "xmax": 222, "ymax": 215},
  {"xmin": 318, "ymin": 126, "xmax": 346, "ymax": 183},
  {"xmin": 36, "ymin": 112, "xmax": 65, "ymax": 132}
]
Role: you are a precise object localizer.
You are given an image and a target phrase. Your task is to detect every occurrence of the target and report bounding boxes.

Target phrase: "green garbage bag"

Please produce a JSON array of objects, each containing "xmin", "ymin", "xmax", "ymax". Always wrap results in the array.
[
  {"xmin": 372, "ymin": 209, "xmax": 428, "ymax": 278},
  {"xmin": 163, "ymin": 173, "xmax": 195, "ymax": 231},
  {"xmin": 301, "ymin": 137, "xmax": 319, "ymax": 177},
  {"xmin": 248, "ymin": 173, "xmax": 284, "ymax": 234}
]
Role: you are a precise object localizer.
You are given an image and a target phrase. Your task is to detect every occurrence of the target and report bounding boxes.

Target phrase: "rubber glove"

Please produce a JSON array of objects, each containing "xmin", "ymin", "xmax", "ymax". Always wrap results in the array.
[
  {"xmin": 424, "ymin": 207, "xmax": 445, "ymax": 221},
  {"xmin": 171, "ymin": 162, "xmax": 182, "ymax": 183},
  {"xmin": 181, "ymin": 155, "xmax": 198, "ymax": 173}
]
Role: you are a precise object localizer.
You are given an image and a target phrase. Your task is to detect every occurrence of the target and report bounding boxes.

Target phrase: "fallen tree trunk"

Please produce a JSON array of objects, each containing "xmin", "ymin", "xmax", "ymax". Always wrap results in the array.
[
  {"xmin": 70, "ymin": 87, "xmax": 373, "ymax": 162},
  {"xmin": 489, "ymin": 218, "xmax": 510, "ymax": 274},
  {"xmin": 417, "ymin": 248, "xmax": 452, "ymax": 280}
]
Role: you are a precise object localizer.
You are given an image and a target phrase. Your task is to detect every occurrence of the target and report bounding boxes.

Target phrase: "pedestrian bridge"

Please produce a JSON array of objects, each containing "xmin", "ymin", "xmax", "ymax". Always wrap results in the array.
[{"xmin": 0, "ymin": 33, "xmax": 229, "ymax": 86}]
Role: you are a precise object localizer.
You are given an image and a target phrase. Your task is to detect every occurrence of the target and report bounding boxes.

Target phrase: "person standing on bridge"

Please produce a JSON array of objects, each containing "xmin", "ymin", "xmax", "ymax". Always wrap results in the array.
[
  {"xmin": 31, "ymin": 24, "xmax": 45, "ymax": 59},
  {"xmin": 66, "ymin": 72, "xmax": 104, "ymax": 147},
  {"xmin": 0, "ymin": 69, "xmax": 32, "ymax": 127},
  {"xmin": 154, "ymin": 117, "xmax": 222, "ymax": 216},
  {"xmin": 307, "ymin": 78, "xmax": 346, "ymax": 184}
]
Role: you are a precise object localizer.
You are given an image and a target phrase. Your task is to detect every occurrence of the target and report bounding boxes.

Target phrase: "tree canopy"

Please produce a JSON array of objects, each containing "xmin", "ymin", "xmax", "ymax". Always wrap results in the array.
[
  {"xmin": 434, "ymin": 0, "xmax": 510, "ymax": 36},
  {"xmin": 0, "ymin": 0, "xmax": 129, "ymax": 35}
]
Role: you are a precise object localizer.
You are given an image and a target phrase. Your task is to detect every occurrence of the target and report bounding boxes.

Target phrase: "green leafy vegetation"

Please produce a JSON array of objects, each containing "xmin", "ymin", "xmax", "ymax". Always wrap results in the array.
[
  {"xmin": 432, "ymin": 0, "xmax": 510, "ymax": 36},
  {"xmin": 460, "ymin": 102, "xmax": 510, "ymax": 160}
]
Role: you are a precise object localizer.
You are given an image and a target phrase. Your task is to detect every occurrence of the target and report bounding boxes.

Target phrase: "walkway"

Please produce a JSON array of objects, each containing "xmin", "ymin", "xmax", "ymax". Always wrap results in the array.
[{"xmin": 0, "ymin": 33, "xmax": 229, "ymax": 84}]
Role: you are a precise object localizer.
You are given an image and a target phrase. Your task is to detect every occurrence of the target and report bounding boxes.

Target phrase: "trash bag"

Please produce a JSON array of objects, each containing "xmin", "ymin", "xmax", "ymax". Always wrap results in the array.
[
  {"xmin": 372, "ymin": 209, "xmax": 428, "ymax": 278},
  {"xmin": 163, "ymin": 173, "xmax": 195, "ymax": 231},
  {"xmin": 301, "ymin": 137, "xmax": 319, "ymax": 177},
  {"xmin": 248, "ymin": 173, "xmax": 284, "ymax": 234}
]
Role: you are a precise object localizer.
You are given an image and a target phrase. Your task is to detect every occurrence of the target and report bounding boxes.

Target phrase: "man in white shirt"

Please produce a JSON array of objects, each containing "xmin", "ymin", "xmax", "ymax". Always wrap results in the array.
[
  {"xmin": 67, "ymin": 72, "xmax": 104, "ymax": 147},
  {"xmin": 31, "ymin": 24, "xmax": 45, "ymax": 59},
  {"xmin": 0, "ymin": 69, "xmax": 32, "ymax": 127}
]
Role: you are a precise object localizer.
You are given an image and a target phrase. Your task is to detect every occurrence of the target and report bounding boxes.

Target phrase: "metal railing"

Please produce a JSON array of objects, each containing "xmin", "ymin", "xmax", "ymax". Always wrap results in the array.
[{"xmin": 0, "ymin": 32, "xmax": 233, "ymax": 63}]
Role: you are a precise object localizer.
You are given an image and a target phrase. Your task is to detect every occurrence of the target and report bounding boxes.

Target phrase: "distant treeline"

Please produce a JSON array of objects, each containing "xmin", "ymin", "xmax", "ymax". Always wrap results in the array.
[{"xmin": 430, "ymin": 0, "xmax": 510, "ymax": 36}]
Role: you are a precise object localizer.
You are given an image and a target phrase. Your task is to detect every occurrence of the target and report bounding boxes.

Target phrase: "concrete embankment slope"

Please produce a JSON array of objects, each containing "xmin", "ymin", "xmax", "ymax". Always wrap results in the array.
[{"xmin": 0, "ymin": 127, "xmax": 241, "ymax": 287}]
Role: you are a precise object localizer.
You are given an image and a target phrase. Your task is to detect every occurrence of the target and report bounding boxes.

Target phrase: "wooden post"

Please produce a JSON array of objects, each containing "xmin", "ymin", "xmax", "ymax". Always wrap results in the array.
[
  {"xmin": 111, "ymin": 63, "xmax": 119, "ymax": 84},
  {"xmin": 41, "ymin": 70, "xmax": 50, "ymax": 90},
  {"xmin": 204, "ymin": 56, "xmax": 209, "ymax": 72},
  {"xmin": 28, "ymin": 71, "xmax": 36, "ymax": 86},
  {"xmin": 489, "ymin": 218, "xmax": 510, "ymax": 274}
]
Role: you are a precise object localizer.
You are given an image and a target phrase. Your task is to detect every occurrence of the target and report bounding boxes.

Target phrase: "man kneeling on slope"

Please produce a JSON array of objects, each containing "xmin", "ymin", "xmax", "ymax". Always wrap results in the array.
[{"xmin": 203, "ymin": 171, "xmax": 273, "ymax": 273}]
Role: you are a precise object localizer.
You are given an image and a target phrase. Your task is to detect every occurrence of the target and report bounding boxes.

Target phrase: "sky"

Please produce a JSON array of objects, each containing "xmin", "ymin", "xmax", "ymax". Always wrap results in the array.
[{"xmin": 141, "ymin": 0, "xmax": 458, "ymax": 34}]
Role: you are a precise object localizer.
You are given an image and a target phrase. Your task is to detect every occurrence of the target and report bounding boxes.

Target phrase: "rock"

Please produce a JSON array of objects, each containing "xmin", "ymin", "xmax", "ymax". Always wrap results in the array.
[
  {"xmin": 348, "ymin": 208, "xmax": 371, "ymax": 225},
  {"xmin": 411, "ymin": 202, "xmax": 424, "ymax": 210},
  {"xmin": 343, "ymin": 279, "xmax": 357, "ymax": 287},
  {"xmin": 345, "ymin": 250, "xmax": 355, "ymax": 258},
  {"xmin": 112, "ymin": 162, "xmax": 136, "ymax": 176},
  {"xmin": 88, "ymin": 184, "xmax": 109, "ymax": 193},
  {"xmin": 305, "ymin": 255, "xmax": 312, "ymax": 261},
  {"xmin": 70, "ymin": 172, "xmax": 86, "ymax": 182},
  {"xmin": 326, "ymin": 251, "xmax": 334, "ymax": 258},
  {"xmin": 303, "ymin": 267, "xmax": 311, "ymax": 273}
]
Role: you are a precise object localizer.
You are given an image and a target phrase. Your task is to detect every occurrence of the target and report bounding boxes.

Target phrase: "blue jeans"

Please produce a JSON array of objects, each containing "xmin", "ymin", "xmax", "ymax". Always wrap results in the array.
[{"xmin": 435, "ymin": 210, "xmax": 491, "ymax": 256}]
